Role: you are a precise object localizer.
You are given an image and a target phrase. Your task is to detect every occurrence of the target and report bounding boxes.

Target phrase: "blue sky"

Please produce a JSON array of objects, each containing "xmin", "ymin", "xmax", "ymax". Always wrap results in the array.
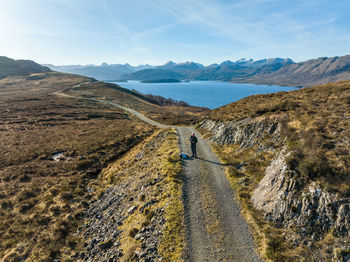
[{"xmin": 0, "ymin": 0, "xmax": 349, "ymax": 65}]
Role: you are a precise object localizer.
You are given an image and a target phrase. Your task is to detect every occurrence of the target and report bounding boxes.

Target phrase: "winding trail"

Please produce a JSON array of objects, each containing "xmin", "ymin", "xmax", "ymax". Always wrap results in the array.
[
  {"xmin": 56, "ymin": 91, "xmax": 261, "ymax": 261},
  {"xmin": 55, "ymin": 92, "xmax": 167, "ymax": 128}
]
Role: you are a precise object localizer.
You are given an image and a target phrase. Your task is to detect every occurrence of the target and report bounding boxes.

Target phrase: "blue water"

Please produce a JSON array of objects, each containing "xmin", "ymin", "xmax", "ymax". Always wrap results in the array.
[{"xmin": 110, "ymin": 80, "xmax": 297, "ymax": 109}]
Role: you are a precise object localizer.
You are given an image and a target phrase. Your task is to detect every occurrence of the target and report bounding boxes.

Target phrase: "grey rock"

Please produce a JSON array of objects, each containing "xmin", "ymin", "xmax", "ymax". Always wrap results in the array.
[
  {"xmin": 252, "ymin": 148, "xmax": 350, "ymax": 247},
  {"xmin": 135, "ymin": 233, "xmax": 142, "ymax": 240},
  {"xmin": 128, "ymin": 205, "xmax": 137, "ymax": 214},
  {"xmin": 200, "ymin": 117, "xmax": 350, "ymax": 261},
  {"xmin": 199, "ymin": 117, "xmax": 282, "ymax": 150}
]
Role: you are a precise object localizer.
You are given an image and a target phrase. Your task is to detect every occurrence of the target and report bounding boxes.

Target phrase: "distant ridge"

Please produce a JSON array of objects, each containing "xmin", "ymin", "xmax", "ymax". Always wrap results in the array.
[
  {"xmin": 230, "ymin": 55, "xmax": 350, "ymax": 86},
  {"xmin": 45, "ymin": 63, "xmax": 138, "ymax": 81},
  {"xmin": 46, "ymin": 55, "xmax": 350, "ymax": 86},
  {"xmin": 188, "ymin": 58, "xmax": 294, "ymax": 82},
  {"xmin": 124, "ymin": 69, "xmax": 184, "ymax": 81},
  {"xmin": 0, "ymin": 56, "xmax": 51, "ymax": 79}
]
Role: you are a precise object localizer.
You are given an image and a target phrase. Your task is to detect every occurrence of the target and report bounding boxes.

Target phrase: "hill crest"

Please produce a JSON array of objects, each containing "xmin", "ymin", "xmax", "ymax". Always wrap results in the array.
[{"xmin": 0, "ymin": 56, "xmax": 51, "ymax": 79}]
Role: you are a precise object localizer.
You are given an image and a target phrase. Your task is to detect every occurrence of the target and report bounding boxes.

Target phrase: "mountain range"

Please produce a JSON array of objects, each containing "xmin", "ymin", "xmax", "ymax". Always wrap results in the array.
[
  {"xmin": 230, "ymin": 55, "xmax": 350, "ymax": 86},
  {"xmin": 46, "ymin": 55, "xmax": 350, "ymax": 86},
  {"xmin": 44, "ymin": 63, "xmax": 151, "ymax": 81}
]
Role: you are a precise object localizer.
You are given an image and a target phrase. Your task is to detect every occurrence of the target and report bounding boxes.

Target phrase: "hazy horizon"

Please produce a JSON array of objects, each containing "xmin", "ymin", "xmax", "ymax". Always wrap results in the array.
[
  {"xmin": 1, "ymin": 0, "xmax": 350, "ymax": 65},
  {"xmin": 45, "ymin": 57, "xmax": 295, "ymax": 67}
]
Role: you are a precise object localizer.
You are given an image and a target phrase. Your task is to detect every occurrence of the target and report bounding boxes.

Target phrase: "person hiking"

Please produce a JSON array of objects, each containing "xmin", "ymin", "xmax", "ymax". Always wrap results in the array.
[{"xmin": 189, "ymin": 132, "xmax": 198, "ymax": 158}]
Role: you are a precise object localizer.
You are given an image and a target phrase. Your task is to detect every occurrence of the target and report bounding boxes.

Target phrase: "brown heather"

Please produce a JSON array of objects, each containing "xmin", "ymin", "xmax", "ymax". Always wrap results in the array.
[
  {"xmin": 209, "ymin": 80, "xmax": 350, "ymax": 194},
  {"xmin": 0, "ymin": 73, "xmax": 157, "ymax": 261},
  {"xmin": 203, "ymin": 80, "xmax": 350, "ymax": 261},
  {"xmin": 71, "ymin": 81, "xmax": 208, "ymax": 126},
  {"xmin": 0, "ymin": 70, "xmax": 197, "ymax": 261}
]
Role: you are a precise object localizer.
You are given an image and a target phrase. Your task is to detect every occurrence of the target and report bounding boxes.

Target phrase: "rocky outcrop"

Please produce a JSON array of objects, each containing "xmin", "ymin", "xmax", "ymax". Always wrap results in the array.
[
  {"xmin": 76, "ymin": 184, "xmax": 165, "ymax": 262},
  {"xmin": 199, "ymin": 116, "xmax": 350, "ymax": 260},
  {"xmin": 72, "ymin": 130, "xmax": 183, "ymax": 262},
  {"xmin": 199, "ymin": 117, "xmax": 283, "ymax": 150},
  {"xmin": 252, "ymin": 150, "xmax": 350, "ymax": 245}
]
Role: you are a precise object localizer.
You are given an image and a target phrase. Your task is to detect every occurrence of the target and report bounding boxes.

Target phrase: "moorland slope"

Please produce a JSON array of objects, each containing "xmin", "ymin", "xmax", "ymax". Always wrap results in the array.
[
  {"xmin": 0, "ymin": 72, "xmax": 157, "ymax": 261},
  {"xmin": 66, "ymin": 80, "xmax": 207, "ymax": 125},
  {"xmin": 198, "ymin": 80, "xmax": 350, "ymax": 261},
  {"xmin": 0, "ymin": 67, "xmax": 207, "ymax": 261}
]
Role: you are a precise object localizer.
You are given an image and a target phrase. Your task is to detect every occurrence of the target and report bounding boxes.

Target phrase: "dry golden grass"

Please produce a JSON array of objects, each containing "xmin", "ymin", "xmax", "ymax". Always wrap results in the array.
[
  {"xmin": 95, "ymin": 129, "xmax": 185, "ymax": 261},
  {"xmin": 209, "ymin": 80, "xmax": 350, "ymax": 194},
  {"xmin": 0, "ymin": 74, "xmax": 155, "ymax": 261},
  {"xmin": 211, "ymin": 144, "xmax": 306, "ymax": 261},
  {"xmin": 156, "ymin": 130, "xmax": 184, "ymax": 261}
]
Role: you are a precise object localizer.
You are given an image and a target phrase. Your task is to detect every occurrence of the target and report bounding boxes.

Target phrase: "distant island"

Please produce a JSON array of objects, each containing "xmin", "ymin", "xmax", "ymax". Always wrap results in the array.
[
  {"xmin": 107, "ymin": 79, "xmax": 128, "ymax": 82},
  {"xmin": 141, "ymin": 79, "xmax": 181, "ymax": 83}
]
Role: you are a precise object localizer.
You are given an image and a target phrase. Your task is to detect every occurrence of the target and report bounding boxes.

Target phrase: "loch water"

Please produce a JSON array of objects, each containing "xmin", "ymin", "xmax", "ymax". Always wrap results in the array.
[{"xmin": 110, "ymin": 80, "xmax": 297, "ymax": 109}]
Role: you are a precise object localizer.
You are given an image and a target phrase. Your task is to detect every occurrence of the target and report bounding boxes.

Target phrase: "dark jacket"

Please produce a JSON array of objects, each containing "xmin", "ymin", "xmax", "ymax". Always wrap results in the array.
[{"xmin": 189, "ymin": 135, "xmax": 198, "ymax": 144}]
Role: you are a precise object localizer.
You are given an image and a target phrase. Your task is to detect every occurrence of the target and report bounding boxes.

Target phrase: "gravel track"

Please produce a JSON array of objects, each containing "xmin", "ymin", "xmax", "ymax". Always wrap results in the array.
[
  {"xmin": 57, "ymin": 91, "xmax": 261, "ymax": 261},
  {"xmin": 55, "ymin": 92, "xmax": 168, "ymax": 128},
  {"xmin": 177, "ymin": 127, "xmax": 261, "ymax": 262}
]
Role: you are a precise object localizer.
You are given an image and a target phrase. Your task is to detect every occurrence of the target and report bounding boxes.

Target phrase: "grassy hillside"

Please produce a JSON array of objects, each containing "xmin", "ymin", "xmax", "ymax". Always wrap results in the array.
[
  {"xmin": 200, "ymin": 80, "xmax": 350, "ymax": 261},
  {"xmin": 0, "ymin": 69, "xmax": 200, "ymax": 261},
  {"xmin": 0, "ymin": 73, "xmax": 157, "ymax": 261},
  {"xmin": 69, "ymin": 81, "xmax": 208, "ymax": 125},
  {"xmin": 209, "ymin": 80, "xmax": 350, "ymax": 192},
  {"xmin": 0, "ymin": 56, "xmax": 51, "ymax": 79}
]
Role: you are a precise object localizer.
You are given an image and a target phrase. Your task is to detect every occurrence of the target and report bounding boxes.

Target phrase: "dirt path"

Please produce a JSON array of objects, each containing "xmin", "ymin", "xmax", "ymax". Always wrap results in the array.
[
  {"xmin": 55, "ymin": 92, "xmax": 168, "ymax": 128},
  {"xmin": 57, "ymin": 91, "xmax": 261, "ymax": 261},
  {"xmin": 178, "ymin": 127, "xmax": 261, "ymax": 261}
]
